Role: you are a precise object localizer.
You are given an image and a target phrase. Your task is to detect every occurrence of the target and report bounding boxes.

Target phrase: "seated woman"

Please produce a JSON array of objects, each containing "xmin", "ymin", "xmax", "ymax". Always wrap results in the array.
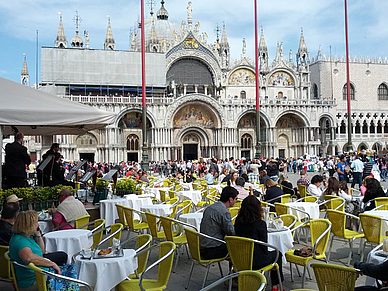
[
  {"xmin": 360, "ymin": 175, "xmax": 372, "ymax": 196},
  {"xmin": 278, "ymin": 173, "xmax": 294, "ymax": 195},
  {"xmin": 234, "ymin": 196, "xmax": 284, "ymax": 291},
  {"xmin": 363, "ymin": 178, "xmax": 386, "ymax": 211},
  {"xmin": 259, "ymin": 170, "xmax": 270, "ymax": 185},
  {"xmin": 263, "ymin": 178, "xmax": 283, "ymax": 212},
  {"xmin": 9, "ymin": 211, "xmax": 67, "ymax": 291},
  {"xmin": 323, "ymin": 177, "xmax": 353, "ymax": 208}
]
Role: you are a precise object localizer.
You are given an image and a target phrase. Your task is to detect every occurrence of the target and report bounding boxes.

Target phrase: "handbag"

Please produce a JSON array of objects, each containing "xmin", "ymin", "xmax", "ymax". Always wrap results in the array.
[{"xmin": 46, "ymin": 264, "xmax": 80, "ymax": 291}]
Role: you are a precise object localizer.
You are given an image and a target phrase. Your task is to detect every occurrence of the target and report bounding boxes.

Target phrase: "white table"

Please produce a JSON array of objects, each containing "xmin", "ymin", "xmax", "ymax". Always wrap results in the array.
[
  {"xmin": 141, "ymin": 204, "xmax": 172, "ymax": 216},
  {"xmin": 75, "ymin": 249, "xmax": 138, "ymax": 291},
  {"xmin": 268, "ymin": 228, "xmax": 294, "ymax": 263},
  {"xmin": 147, "ymin": 187, "xmax": 171, "ymax": 201},
  {"xmin": 365, "ymin": 250, "xmax": 388, "ymax": 286},
  {"xmin": 44, "ymin": 229, "xmax": 91, "ymax": 263},
  {"xmin": 177, "ymin": 190, "xmax": 202, "ymax": 205},
  {"xmin": 100, "ymin": 198, "xmax": 129, "ymax": 227},
  {"xmin": 209, "ymin": 185, "xmax": 224, "ymax": 194},
  {"xmin": 286, "ymin": 202, "xmax": 320, "ymax": 221},
  {"xmin": 182, "ymin": 183, "xmax": 193, "ymax": 191},
  {"xmin": 179, "ymin": 213, "xmax": 203, "ymax": 231},
  {"xmin": 179, "ymin": 212, "xmax": 293, "ymax": 262},
  {"xmin": 38, "ymin": 220, "xmax": 53, "ymax": 234},
  {"xmin": 364, "ymin": 210, "xmax": 388, "ymax": 234}
]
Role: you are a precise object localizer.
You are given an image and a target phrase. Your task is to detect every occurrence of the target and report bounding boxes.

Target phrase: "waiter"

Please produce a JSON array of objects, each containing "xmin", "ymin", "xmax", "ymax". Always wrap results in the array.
[{"xmin": 5, "ymin": 132, "xmax": 31, "ymax": 189}]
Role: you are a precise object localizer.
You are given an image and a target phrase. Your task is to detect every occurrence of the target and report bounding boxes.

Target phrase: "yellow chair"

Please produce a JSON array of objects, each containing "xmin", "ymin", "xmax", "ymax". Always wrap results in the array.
[
  {"xmin": 129, "ymin": 234, "xmax": 153, "ymax": 279},
  {"xmin": 274, "ymin": 202, "xmax": 289, "ymax": 216},
  {"xmin": 116, "ymin": 204, "xmax": 128, "ymax": 226},
  {"xmin": 75, "ymin": 214, "xmax": 90, "ymax": 229},
  {"xmin": 279, "ymin": 214, "xmax": 298, "ymax": 229},
  {"xmin": 0, "ymin": 245, "xmax": 10, "ymax": 280},
  {"xmin": 225, "ymin": 236, "xmax": 282, "ymax": 291},
  {"xmin": 197, "ymin": 190, "xmax": 210, "ymax": 207},
  {"xmin": 109, "ymin": 223, "xmax": 123, "ymax": 247},
  {"xmin": 184, "ymin": 228, "xmax": 226, "ymax": 288},
  {"xmin": 160, "ymin": 216, "xmax": 188, "ymax": 272},
  {"xmin": 29, "ymin": 262, "xmax": 93, "ymax": 291},
  {"xmin": 176, "ymin": 200, "xmax": 193, "ymax": 216},
  {"xmin": 145, "ymin": 212, "xmax": 166, "ymax": 242},
  {"xmin": 165, "ymin": 197, "xmax": 179, "ymax": 205},
  {"xmin": 175, "ymin": 185, "xmax": 183, "ymax": 192},
  {"xmin": 298, "ymin": 184, "xmax": 308, "ymax": 198},
  {"xmin": 359, "ymin": 213, "xmax": 388, "ymax": 261},
  {"xmin": 159, "ymin": 190, "xmax": 168, "ymax": 202},
  {"xmin": 122, "ymin": 206, "xmax": 149, "ymax": 235},
  {"xmin": 325, "ymin": 197, "xmax": 345, "ymax": 212},
  {"xmin": 168, "ymin": 189, "xmax": 176, "ymax": 199},
  {"xmin": 228, "ymin": 207, "xmax": 240, "ymax": 224},
  {"xmin": 91, "ymin": 218, "xmax": 105, "ymax": 250},
  {"xmin": 304, "ymin": 196, "xmax": 318, "ymax": 203},
  {"xmin": 375, "ymin": 197, "xmax": 388, "ymax": 210},
  {"xmin": 285, "ymin": 219, "xmax": 332, "ymax": 288},
  {"xmin": 281, "ymin": 194, "xmax": 291, "ymax": 204},
  {"xmin": 4, "ymin": 251, "xmax": 19, "ymax": 291},
  {"xmin": 116, "ymin": 241, "xmax": 176, "ymax": 291},
  {"xmin": 200, "ymin": 270, "xmax": 267, "ymax": 291},
  {"xmin": 311, "ymin": 262, "xmax": 357, "ymax": 291},
  {"xmin": 163, "ymin": 179, "xmax": 172, "ymax": 187},
  {"xmin": 326, "ymin": 210, "xmax": 364, "ymax": 265},
  {"xmin": 234, "ymin": 200, "xmax": 242, "ymax": 208}
]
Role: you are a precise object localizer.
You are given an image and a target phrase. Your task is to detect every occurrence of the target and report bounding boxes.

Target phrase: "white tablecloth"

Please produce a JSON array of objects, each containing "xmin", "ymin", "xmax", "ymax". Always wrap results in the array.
[
  {"xmin": 147, "ymin": 187, "xmax": 171, "ymax": 201},
  {"xmin": 209, "ymin": 185, "xmax": 224, "ymax": 194},
  {"xmin": 286, "ymin": 202, "xmax": 320, "ymax": 221},
  {"xmin": 182, "ymin": 183, "xmax": 193, "ymax": 191},
  {"xmin": 365, "ymin": 250, "xmax": 388, "ymax": 286},
  {"xmin": 141, "ymin": 204, "xmax": 172, "ymax": 216},
  {"xmin": 268, "ymin": 229, "xmax": 294, "ymax": 263},
  {"xmin": 38, "ymin": 220, "xmax": 53, "ymax": 234},
  {"xmin": 179, "ymin": 213, "xmax": 203, "ymax": 231},
  {"xmin": 100, "ymin": 198, "xmax": 129, "ymax": 227},
  {"xmin": 75, "ymin": 249, "xmax": 138, "ymax": 291},
  {"xmin": 179, "ymin": 212, "xmax": 293, "ymax": 262},
  {"xmin": 44, "ymin": 229, "xmax": 91, "ymax": 263},
  {"xmin": 177, "ymin": 190, "xmax": 202, "ymax": 205},
  {"xmin": 364, "ymin": 210, "xmax": 388, "ymax": 234}
]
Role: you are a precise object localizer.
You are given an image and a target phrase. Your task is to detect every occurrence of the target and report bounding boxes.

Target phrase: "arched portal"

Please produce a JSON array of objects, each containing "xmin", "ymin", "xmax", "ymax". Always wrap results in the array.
[
  {"xmin": 181, "ymin": 131, "xmax": 208, "ymax": 161},
  {"xmin": 76, "ymin": 133, "xmax": 98, "ymax": 162},
  {"xmin": 126, "ymin": 134, "xmax": 140, "ymax": 162},
  {"xmin": 276, "ymin": 113, "xmax": 306, "ymax": 158},
  {"xmin": 357, "ymin": 143, "xmax": 368, "ymax": 151}
]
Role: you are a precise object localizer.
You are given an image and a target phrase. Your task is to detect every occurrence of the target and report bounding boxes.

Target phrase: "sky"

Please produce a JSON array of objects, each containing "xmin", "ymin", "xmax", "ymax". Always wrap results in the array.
[{"xmin": 1, "ymin": 0, "xmax": 388, "ymax": 86}]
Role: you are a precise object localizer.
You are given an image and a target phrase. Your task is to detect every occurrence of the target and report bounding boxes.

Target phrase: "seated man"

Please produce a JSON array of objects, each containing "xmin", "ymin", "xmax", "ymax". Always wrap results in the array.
[
  {"xmin": 233, "ymin": 177, "xmax": 253, "ymax": 200},
  {"xmin": 0, "ymin": 202, "xmax": 20, "ymax": 245},
  {"xmin": 50, "ymin": 189, "xmax": 89, "ymax": 230},
  {"xmin": 354, "ymin": 260, "xmax": 388, "ymax": 291},
  {"xmin": 200, "ymin": 186, "xmax": 238, "ymax": 259}
]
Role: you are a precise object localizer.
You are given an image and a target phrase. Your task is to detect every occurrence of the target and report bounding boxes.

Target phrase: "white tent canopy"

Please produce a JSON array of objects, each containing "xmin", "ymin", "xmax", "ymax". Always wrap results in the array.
[
  {"xmin": 0, "ymin": 77, "xmax": 116, "ymax": 188},
  {"xmin": 0, "ymin": 77, "xmax": 116, "ymax": 135}
]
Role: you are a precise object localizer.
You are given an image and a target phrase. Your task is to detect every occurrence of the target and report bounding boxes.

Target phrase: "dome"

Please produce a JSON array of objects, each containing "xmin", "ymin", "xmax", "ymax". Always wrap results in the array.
[
  {"xmin": 71, "ymin": 32, "xmax": 83, "ymax": 48},
  {"xmin": 157, "ymin": 0, "xmax": 169, "ymax": 20},
  {"xmin": 134, "ymin": 17, "xmax": 181, "ymax": 50}
]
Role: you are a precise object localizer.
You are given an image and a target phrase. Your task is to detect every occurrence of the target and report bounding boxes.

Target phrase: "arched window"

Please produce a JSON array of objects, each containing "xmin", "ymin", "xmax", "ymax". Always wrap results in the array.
[
  {"xmin": 342, "ymin": 83, "xmax": 355, "ymax": 100},
  {"xmin": 127, "ymin": 134, "xmax": 140, "ymax": 151},
  {"xmin": 340, "ymin": 120, "xmax": 346, "ymax": 134},
  {"xmin": 240, "ymin": 91, "xmax": 246, "ymax": 99},
  {"xmin": 370, "ymin": 121, "xmax": 375, "ymax": 133},
  {"xmin": 355, "ymin": 121, "xmax": 361, "ymax": 134},
  {"xmin": 362, "ymin": 121, "xmax": 368, "ymax": 134},
  {"xmin": 378, "ymin": 83, "xmax": 388, "ymax": 100},
  {"xmin": 312, "ymin": 83, "xmax": 318, "ymax": 99},
  {"xmin": 377, "ymin": 121, "xmax": 382, "ymax": 133},
  {"xmin": 241, "ymin": 134, "xmax": 252, "ymax": 149}
]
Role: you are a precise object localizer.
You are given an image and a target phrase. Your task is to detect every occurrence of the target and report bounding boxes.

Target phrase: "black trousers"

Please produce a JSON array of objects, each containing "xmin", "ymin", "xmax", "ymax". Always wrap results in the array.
[
  {"xmin": 253, "ymin": 251, "xmax": 284, "ymax": 286},
  {"xmin": 352, "ymin": 172, "xmax": 363, "ymax": 189},
  {"xmin": 43, "ymin": 251, "xmax": 68, "ymax": 266},
  {"xmin": 200, "ymin": 244, "xmax": 228, "ymax": 260}
]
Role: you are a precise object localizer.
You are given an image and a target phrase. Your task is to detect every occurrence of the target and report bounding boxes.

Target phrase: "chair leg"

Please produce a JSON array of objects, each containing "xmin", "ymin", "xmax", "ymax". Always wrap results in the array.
[
  {"xmin": 202, "ymin": 264, "xmax": 211, "ymax": 288},
  {"xmin": 301, "ymin": 265, "xmax": 307, "ymax": 288},
  {"xmin": 327, "ymin": 235, "xmax": 334, "ymax": 262},
  {"xmin": 295, "ymin": 264, "xmax": 301, "ymax": 277},
  {"xmin": 347, "ymin": 240, "xmax": 353, "ymax": 266},
  {"xmin": 173, "ymin": 246, "xmax": 181, "ymax": 273},
  {"xmin": 360, "ymin": 240, "xmax": 366, "ymax": 262},
  {"xmin": 307, "ymin": 265, "xmax": 312, "ymax": 280},
  {"xmin": 277, "ymin": 268, "xmax": 283, "ymax": 291},
  {"xmin": 217, "ymin": 262, "xmax": 223, "ymax": 277},
  {"xmin": 185, "ymin": 261, "xmax": 195, "ymax": 289},
  {"xmin": 289, "ymin": 262, "xmax": 294, "ymax": 282},
  {"xmin": 185, "ymin": 244, "xmax": 190, "ymax": 259}
]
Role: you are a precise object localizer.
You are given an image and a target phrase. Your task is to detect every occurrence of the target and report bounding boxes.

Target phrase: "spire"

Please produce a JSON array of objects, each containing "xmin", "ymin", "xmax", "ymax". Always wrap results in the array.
[
  {"xmin": 187, "ymin": 1, "xmax": 193, "ymax": 30},
  {"xmin": 21, "ymin": 53, "xmax": 29, "ymax": 86},
  {"xmin": 221, "ymin": 23, "xmax": 229, "ymax": 46},
  {"xmin": 104, "ymin": 16, "xmax": 115, "ymax": 50},
  {"xmin": 259, "ymin": 27, "xmax": 267, "ymax": 51},
  {"xmin": 150, "ymin": 20, "xmax": 158, "ymax": 42},
  {"xmin": 71, "ymin": 11, "xmax": 83, "ymax": 48},
  {"xmin": 55, "ymin": 12, "xmax": 67, "ymax": 48},
  {"xmin": 298, "ymin": 28, "xmax": 308, "ymax": 55},
  {"xmin": 21, "ymin": 54, "xmax": 28, "ymax": 75},
  {"xmin": 157, "ymin": 0, "xmax": 169, "ymax": 20}
]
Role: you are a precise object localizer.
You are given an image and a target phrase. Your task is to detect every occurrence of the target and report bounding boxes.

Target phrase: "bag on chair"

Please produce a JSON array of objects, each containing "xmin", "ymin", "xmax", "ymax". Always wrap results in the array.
[{"xmin": 46, "ymin": 264, "xmax": 79, "ymax": 291}]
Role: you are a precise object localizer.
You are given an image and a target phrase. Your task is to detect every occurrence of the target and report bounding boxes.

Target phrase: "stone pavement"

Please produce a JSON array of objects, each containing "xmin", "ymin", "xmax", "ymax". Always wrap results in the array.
[{"xmin": 2, "ymin": 171, "xmax": 386, "ymax": 290}]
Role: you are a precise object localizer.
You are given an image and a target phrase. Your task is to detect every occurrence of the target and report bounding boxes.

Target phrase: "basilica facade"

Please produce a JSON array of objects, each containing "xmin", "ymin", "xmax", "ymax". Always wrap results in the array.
[{"xmin": 21, "ymin": 1, "xmax": 388, "ymax": 163}]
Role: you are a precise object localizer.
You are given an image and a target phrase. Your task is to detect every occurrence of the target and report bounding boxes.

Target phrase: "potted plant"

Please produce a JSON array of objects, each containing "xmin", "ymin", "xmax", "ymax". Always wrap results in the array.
[
  {"xmin": 115, "ymin": 178, "xmax": 136, "ymax": 197},
  {"xmin": 93, "ymin": 178, "xmax": 109, "ymax": 204}
]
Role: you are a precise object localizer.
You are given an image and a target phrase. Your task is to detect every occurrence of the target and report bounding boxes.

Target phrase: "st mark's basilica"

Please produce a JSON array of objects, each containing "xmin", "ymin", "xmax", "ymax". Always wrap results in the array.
[{"xmin": 20, "ymin": 1, "xmax": 388, "ymax": 162}]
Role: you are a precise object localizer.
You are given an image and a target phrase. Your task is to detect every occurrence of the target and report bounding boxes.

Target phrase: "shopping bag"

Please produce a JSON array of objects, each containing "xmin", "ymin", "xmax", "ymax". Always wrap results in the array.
[{"xmin": 46, "ymin": 264, "xmax": 79, "ymax": 291}]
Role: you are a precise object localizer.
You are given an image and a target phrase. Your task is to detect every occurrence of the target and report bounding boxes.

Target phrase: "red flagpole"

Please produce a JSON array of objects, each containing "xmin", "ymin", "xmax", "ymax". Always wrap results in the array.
[{"xmin": 344, "ymin": 0, "xmax": 352, "ymax": 151}]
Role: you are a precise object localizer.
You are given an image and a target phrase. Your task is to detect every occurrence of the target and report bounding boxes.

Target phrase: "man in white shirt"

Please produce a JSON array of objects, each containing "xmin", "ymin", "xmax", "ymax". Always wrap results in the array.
[
  {"xmin": 228, "ymin": 157, "xmax": 238, "ymax": 173},
  {"xmin": 307, "ymin": 175, "xmax": 324, "ymax": 198},
  {"xmin": 350, "ymin": 156, "xmax": 364, "ymax": 189}
]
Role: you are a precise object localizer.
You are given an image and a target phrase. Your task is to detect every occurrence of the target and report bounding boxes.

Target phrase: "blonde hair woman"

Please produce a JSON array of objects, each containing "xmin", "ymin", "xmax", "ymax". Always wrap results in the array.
[
  {"xmin": 9, "ymin": 211, "xmax": 67, "ymax": 291},
  {"xmin": 263, "ymin": 178, "xmax": 283, "ymax": 211}
]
